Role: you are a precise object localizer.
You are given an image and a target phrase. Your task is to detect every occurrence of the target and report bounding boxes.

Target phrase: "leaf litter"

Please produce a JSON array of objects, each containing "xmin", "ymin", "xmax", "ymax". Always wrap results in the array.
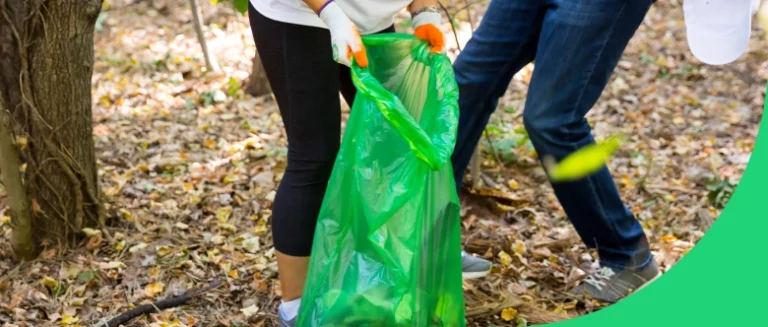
[{"xmin": 0, "ymin": 0, "xmax": 765, "ymax": 326}]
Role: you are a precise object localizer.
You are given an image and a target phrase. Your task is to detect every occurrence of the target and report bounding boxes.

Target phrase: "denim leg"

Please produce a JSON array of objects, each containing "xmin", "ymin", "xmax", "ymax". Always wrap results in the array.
[
  {"xmin": 450, "ymin": 0, "xmax": 546, "ymax": 189},
  {"xmin": 523, "ymin": 0, "xmax": 654, "ymax": 269}
]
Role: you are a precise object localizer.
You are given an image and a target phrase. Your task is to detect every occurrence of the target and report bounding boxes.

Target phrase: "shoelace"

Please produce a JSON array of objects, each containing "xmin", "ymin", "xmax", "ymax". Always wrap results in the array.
[{"xmin": 584, "ymin": 267, "xmax": 616, "ymax": 291}]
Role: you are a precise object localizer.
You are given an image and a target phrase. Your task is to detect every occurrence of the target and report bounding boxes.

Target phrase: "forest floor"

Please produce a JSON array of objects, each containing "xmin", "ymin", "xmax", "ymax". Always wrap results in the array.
[{"xmin": 1, "ymin": 0, "xmax": 766, "ymax": 326}]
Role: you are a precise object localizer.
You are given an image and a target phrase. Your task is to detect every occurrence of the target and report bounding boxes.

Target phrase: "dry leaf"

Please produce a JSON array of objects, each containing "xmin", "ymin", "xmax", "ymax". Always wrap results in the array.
[
  {"xmin": 60, "ymin": 315, "xmax": 79, "ymax": 325},
  {"xmin": 41, "ymin": 276, "xmax": 58, "ymax": 289},
  {"xmin": 156, "ymin": 245, "xmax": 173, "ymax": 257},
  {"xmin": 498, "ymin": 251, "xmax": 512, "ymax": 267},
  {"xmin": 145, "ymin": 283, "xmax": 165, "ymax": 298},
  {"xmin": 501, "ymin": 307, "xmax": 518, "ymax": 321},
  {"xmin": 240, "ymin": 304, "xmax": 259, "ymax": 317},
  {"xmin": 216, "ymin": 206, "xmax": 233, "ymax": 223}
]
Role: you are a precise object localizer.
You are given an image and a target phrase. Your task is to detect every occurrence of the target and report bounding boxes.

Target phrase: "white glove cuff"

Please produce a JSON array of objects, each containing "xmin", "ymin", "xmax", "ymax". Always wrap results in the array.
[{"xmin": 412, "ymin": 12, "xmax": 441, "ymax": 29}]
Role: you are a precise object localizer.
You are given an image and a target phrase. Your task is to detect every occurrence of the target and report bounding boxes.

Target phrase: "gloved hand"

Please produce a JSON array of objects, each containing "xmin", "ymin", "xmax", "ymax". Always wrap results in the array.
[
  {"xmin": 412, "ymin": 11, "xmax": 445, "ymax": 53},
  {"xmin": 318, "ymin": 0, "xmax": 368, "ymax": 68}
]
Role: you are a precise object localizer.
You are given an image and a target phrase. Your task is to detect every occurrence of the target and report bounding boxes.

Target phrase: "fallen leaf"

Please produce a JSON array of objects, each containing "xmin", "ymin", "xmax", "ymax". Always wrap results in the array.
[
  {"xmin": 498, "ymin": 251, "xmax": 512, "ymax": 267},
  {"xmin": 156, "ymin": 245, "xmax": 173, "ymax": 257},
  {"xmin": 115, "ymin": 240, "xmax": 126, "ymax": 251},
  {"xmin": 129, "ymin": 243, "xmax": 148, "ymax": 253},
  {"xmin": 240, "ymin": 304, "xmax": 259, "ymax": 317},
  {"xmin": 60, "ymin": 315, "xmax": 79, "ymax": 325},
  {"xmin": 216, "ymin": 206, "xmax": 233, "ymax": 223},
  {"xmin": 242, "ymin": 237, "xmax": 261, "ymax": 253},
  {"xmin": 41, "ymin": 276, "xmax": 58, "ymax": 289},
  {"xmin": 228, "ymin": 269, "xmax": 239, "ymax": 279},
  {"xmin": 501, "ymin": 307, "xmax": 518, "ymax": 321},
  {"xmin": 145, "ymin": 283, "xmax": 165, "ymax": 298},
  {"xmin": 81, "ymin": 228, "xmax": 101, "ymax": 237},
  {"xmin": 512, "ymin": 240, "xmax": 526, "ymax": 255}
]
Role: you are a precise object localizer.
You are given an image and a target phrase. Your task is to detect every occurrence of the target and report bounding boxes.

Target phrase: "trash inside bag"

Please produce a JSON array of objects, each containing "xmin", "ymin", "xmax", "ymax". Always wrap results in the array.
[{"xmin": 295, "ymin": 34, "xmax": 466, "ymax": 327}]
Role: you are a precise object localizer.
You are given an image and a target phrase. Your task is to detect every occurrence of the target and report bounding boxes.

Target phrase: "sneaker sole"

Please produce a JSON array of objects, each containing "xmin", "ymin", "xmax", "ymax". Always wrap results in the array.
[
  {"xmin": 462, "ymin": 270, "xmax": 490, "ymax": 279},
  {"xmin": 635, "ymin": 272, "xmax": 662, "ymax": 292}
]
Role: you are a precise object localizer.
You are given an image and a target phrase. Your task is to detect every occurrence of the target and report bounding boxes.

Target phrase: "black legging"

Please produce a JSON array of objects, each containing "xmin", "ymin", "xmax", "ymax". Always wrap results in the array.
[{"xmin": 249, "ymin": 5, "xmax": 395, "ymax": 256}]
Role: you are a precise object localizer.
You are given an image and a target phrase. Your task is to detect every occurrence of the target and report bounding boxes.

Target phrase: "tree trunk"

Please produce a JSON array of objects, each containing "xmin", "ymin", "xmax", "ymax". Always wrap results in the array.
[
  {"xmin": 189, "ymin": 0, "xmax": 220, "ymax": 72},
  {"xmin": 0, "ymin": 97, "xmax": 36, "ymax": 260},
  {"xmin": 245, "ymin": 51, "xmax": 272, "ymax": 97},
  {"xmin": 0, "ymin": 0, "xmax": 103, "ymax": 255}
]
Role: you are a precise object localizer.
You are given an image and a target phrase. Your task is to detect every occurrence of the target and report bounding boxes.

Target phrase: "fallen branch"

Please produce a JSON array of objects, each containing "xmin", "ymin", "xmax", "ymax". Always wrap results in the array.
[{"xmin": 100, "ymin": 279, "xmax": 223, "ymax": 327}]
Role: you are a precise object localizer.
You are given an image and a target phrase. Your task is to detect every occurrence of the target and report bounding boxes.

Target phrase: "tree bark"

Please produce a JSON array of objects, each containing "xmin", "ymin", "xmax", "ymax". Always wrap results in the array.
[
  {"xmin": 0, "ymin": 97, "xmax": 36, "ymax": 260},
  {"xmin": 245, "ymin": 51, "xmax": 272, "ymax": 97},
  {"xmin": 0, "ymin": 0, "xmax": 103, "ymax": 254},
  {"xmin": 189, "ymin": 0, "xmax": 220, "ymax": 72}
]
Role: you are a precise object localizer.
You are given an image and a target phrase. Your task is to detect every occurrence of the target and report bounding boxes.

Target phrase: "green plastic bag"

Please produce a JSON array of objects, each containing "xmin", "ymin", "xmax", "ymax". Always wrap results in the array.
[{"xmin": 295, "ymin": 34, "xmax": 466, "ymax": 327}]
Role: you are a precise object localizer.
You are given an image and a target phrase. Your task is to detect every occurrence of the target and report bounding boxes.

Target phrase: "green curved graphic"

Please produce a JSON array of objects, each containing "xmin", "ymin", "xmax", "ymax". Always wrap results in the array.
[{"xmin": 554, "ymin": 84, "xmax": 768, "ymax": 326}]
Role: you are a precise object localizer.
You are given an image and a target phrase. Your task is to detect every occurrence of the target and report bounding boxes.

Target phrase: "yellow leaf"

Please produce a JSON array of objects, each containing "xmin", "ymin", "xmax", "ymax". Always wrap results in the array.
[
  {"xmin": 1, "ymin": 215, "xmax": 10, "ymax": 225},
  {"xmin": 759, "ymin": 1, "xmax": 768, "ymax": 39},
  {"xmin": 660, "ymin": 234, "xmax": 677, "ymax": 243},
  {"xmin": 204, "ymin": 139, "xmax": 217, "ymax": 149},
  {"xmin": 115, "ymin": 240, "xmax": 126, "ymax": 251},
  {"xmin": 189, "ymin": 193, "xmax": 202, "ymax": 205},
  {"xmin": 119, "ymin": 209, "xmax": 133, "ymax": 221},
  {"xmin": 216, "ymin": 206, "xmax": 232, "ymax": 223},
  {"xmin": 106, "ymin": 261, "xmax": 127, "ymax": 269},
  {"xmin": 501, "ymin": 307, "xmax": 518, "ymax": 321},
  {"xmin": 545, "ymin": 135, "xmax": 625, "ymax": 182},
  {"xmin": 129, "ymin": 242, "xmax": 148, "ymax": 253},
  {"xmin": 41, "ymin": 276, "xmax": 58, "ymax": 289},
  {"xmin": 498, "ymin": 251, "xmax": 512, "ymax": 267},
  {"xmin": 60, "ymin": 315, "xmax": 79, "ymax": 325},
  {"xmin": 156, "ymin": 245, "xmax": 173, "ymax": 257},
  {"xmin": 219, "ymin": 223, "xmax": 237, "ymax": 233},
  {"xmin": 15, "ymin": 136, "xmax": 28, "ymax": 149},
  {"xmin": 507, "ymin": 179, "xmax": 519, "ymax": 190},
  {"xmin": 145, "ymin": 283, "xmax": 165, "ymax": 297},
  {"xmin": 512, "ymin": 240, "xmax": 526, "ymax": 256},
  {"xmin": 228, "ymin": 269, "xmax": 239, "ymax": 279},
  {"xmin": 70, "ymin": 297, "xmax": 87, "ymax": 306}
]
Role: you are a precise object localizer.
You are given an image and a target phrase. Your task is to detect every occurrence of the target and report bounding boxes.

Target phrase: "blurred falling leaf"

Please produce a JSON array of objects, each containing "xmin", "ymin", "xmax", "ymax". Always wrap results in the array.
[
  {"xmin": 544, "ymin": 135, "xmax": 625, "ymax": 182},
  {"xmin": 500, "ymin": 307, "xmax": 518, "ymax": 322}
]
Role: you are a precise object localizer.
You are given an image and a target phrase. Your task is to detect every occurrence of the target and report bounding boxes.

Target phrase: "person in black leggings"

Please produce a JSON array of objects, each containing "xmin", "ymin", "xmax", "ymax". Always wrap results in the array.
[{"xmin": 247, "ymin": 0, "xmax": 490, "ymax": 325}]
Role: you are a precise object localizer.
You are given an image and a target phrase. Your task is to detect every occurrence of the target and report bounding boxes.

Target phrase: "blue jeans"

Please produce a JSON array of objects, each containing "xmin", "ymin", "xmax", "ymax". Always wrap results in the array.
[{"xmin": 451, "ymin": 0, "xmax": 654, "ymax": 270}]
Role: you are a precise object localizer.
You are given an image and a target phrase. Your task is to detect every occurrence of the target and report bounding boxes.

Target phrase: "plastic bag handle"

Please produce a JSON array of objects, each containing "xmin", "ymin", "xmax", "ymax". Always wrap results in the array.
[{"xmin": 350, "ymin": 37, "xmax": 457, "ymax": 170}]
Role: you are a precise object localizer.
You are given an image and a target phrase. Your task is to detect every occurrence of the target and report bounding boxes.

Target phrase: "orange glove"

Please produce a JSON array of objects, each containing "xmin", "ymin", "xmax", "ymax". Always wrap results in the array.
[
  {"xmin": 412, "ymin": 11, "xmax": 445, "ymax": 53},
  {"xmin": 318, "ymin": 0, "xmax": 368, "ymax": 67}
]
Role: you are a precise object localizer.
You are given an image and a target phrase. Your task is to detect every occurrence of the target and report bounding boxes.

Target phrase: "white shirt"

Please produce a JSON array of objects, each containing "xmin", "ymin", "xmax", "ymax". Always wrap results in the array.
[{"xmin": 250, "ymin": 0, "xmax": 411, "ymax": 35}]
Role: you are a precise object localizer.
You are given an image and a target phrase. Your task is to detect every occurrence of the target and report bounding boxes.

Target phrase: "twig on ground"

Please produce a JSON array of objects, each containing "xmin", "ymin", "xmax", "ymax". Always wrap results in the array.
[{"xmin": 101, "ymin": 279, "xmax": 223, "ymax": 327}]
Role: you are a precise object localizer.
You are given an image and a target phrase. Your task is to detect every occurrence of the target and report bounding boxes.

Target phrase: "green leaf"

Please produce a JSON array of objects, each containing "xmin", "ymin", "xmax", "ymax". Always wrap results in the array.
[
  {"xmin": 232, "ymin": 0, "xmax": 249, "ymax": 14},
  {"xmin": 544, "ymin": 135, "xmax": 626, "ymax": 182},
  {"xmin": 77, "ymin": 270, "xmax": 95, "ymax": 283}
]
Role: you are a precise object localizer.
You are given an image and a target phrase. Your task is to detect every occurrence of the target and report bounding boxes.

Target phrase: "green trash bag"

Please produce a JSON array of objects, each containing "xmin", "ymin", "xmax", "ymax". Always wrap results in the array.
[{"xmin": 295, "ymin": 34, "xmax": 466, "ymax": 327}]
